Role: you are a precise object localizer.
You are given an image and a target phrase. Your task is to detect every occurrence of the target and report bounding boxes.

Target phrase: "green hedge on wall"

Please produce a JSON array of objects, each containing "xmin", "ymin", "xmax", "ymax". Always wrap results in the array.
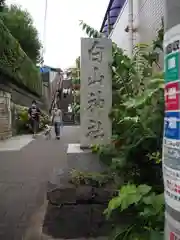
[
  {"xmin": 72, "ymin": 78, "xmax": 80, "ymax": 84},
  {"xmin": 0, "ymin": 19, "xmax": 42, "ymax": 96}
]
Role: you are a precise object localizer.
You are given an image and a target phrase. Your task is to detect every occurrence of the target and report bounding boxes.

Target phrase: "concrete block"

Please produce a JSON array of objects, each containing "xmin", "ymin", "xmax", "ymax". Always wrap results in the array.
[{"xmin": 67, "ymin": 143, "xmax": 106, "ymax": 172}]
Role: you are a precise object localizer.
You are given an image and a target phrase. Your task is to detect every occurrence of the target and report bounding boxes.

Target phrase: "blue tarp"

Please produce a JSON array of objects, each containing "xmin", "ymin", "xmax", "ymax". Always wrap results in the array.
[{"xmin": 40, "ymin": 66, "xmax": 50, "ymax": 73}]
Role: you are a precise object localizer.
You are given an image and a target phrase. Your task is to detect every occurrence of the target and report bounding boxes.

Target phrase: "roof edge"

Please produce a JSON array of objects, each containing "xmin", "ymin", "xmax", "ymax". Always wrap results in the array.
[{"xmin": 100, "ymin": 0, "xmax": 114, "ymax": 32}]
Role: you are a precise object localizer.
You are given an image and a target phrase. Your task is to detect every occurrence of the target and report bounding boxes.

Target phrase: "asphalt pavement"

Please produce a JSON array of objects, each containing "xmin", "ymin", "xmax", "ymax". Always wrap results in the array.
[{"xmin": 0, "ymin": 126, "xmax": 79, "ymax": 240}]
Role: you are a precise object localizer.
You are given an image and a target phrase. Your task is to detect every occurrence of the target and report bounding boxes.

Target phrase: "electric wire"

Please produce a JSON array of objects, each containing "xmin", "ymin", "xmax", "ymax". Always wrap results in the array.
[{"xmin": 42, "ymin": 0, "xmax": 48, "ymax": 65}]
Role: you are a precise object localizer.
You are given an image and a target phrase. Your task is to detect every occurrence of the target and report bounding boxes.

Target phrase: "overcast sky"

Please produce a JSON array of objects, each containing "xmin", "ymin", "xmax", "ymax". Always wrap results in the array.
[{"xmin": 6, "ymin": 0, "xmax": 109, "ymax": 69}]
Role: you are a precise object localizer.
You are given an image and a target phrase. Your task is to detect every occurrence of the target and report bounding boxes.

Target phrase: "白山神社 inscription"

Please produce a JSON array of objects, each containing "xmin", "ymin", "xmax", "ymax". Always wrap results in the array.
[
  {"xmin": 80, "ymin": 38, "xmax": 112, "ymax": 147},
  {"xmin": 88, "ymin": 66, "xmax": 104, "ymax": 86},
  {"xmin": 87, "ymin": 90, "xmax": 104, "ymax": 112}
]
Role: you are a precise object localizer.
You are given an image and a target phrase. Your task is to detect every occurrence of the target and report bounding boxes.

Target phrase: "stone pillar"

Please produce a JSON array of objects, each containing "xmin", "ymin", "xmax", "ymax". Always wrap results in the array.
[
  {"xmin": 164, "ymin": 0, "xmax": 180, "ymax": 238},
  {"xmin": 0, "ymin": 91, "xmax": 12, "ymax": 140},
  {"xmin": 80, "ymin": 38, "xmax": 112, "ymax": 147}
]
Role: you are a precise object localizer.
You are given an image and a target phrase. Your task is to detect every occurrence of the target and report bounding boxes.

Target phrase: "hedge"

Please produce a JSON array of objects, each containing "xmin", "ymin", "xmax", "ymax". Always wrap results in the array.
[
  {"xmin": 72, "ymin": 78, "xmax": 80, "ymax": 84},
  {"xmin": 12, "ymin": 104, "xmax": 50, "ymax": 135},
  {"xmin": 0, "ymin": 19, "xmax": 42, "ymax": 96}
]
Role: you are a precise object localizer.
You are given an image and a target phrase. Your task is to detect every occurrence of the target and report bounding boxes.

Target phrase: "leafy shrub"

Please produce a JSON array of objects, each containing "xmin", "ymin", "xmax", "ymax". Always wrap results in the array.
[
  {"xmin": 72, "ymin": 78, "xmax": 80, "ymax": 85},
  {"xmin": 69, "ymin": 169, "xmax": 113, "ymax": 187},
  {"xmin": 1, "ymin": 4, "xmax": 42, "ymax": 64},
  {"xmin": 80, "ymin": 21, "xmax": 165, "ymax": 239},
  {"xmin": 14, "ymin": 104, "xmax": 49, "ymax": 134},
  {"xmin": 105, "ymin": 183, "xmax": 164, "ymax": 240},
  {"xmin": 0, "ymin": 19, "xmax": 42, "ymax": 95}
]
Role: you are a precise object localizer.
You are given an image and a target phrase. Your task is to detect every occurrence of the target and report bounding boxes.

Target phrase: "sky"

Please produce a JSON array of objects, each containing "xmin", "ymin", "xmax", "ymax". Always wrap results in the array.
[{"xmin": 6, "ymin": 0, "xmax": 109, "ymax": 70}]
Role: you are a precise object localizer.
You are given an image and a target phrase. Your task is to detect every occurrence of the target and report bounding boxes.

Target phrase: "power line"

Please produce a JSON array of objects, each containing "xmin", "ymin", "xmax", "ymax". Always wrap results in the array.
[{"xmin": 42, "ymin": 0, "xmax": 48, "ymax": 63}]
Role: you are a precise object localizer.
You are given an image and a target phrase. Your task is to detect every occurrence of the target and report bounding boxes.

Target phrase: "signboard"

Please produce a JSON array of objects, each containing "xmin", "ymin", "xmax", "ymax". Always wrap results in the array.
[
  {"xmin": 165, "ymin": 81, "xmax": 180, "ymax": 111},
  {"xmin": 165, "ymin": 52, "xmax": 179, "ymax": 82},
  {"xmin": 164, "ymin": 23, "xmax": 180, "ymax": 239},
  {"xmin": 165, "ymin": 212, "xmax": 180, "ymax": 240},
  {"xmin": 164, "ymin": 28, "xmax": 180, "ymax": 83},
  {"xmin": 170, "ymin": 232, "xmax": 180, "ymax": 240},
  {"xmin": 163, "ymin": 145, "xmax": 180, "ymax": 170},
  {"xmin": 164, "ymin": 111, "xmax": 180, "ymax": 140},
  {"xmin": 163, "ymin": 164, "xmax": 180, "ymax": 212},
  {"xmin": 164, "ymin": 138, "xmax": 180, "ymax": 149}
]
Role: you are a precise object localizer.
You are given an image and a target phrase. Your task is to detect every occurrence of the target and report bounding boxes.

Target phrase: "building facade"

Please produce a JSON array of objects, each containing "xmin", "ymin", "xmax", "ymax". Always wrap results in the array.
[
  {"xmin": 100, "ymin": 0, "xmax": 164, "ymax": 57},
  {"xmin": 41, "ymin": 66, "xmax": 63, "ymax": 111},
  {"xmin": 60, "ymin": 69, "xmax": 74, "ymax": 124}
]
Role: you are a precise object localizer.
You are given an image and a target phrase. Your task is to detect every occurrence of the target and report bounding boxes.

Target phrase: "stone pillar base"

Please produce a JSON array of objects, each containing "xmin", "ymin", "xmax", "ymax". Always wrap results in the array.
[{"xmin": 66, "ymin": 143, "xmax": 106, "ymax": 172}]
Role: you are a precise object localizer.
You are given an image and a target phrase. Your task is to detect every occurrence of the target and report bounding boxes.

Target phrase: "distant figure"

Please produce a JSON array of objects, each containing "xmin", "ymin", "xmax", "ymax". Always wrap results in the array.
[
  {"xmin": 68, "ymin": 104, "xmax": 72, "ymax": 113},
  {"xmin": 28, "ymin": 100, "xmax": 41, "ymax": 138},
  {"xmin": 51, "ymin": 106, "xmax": 62, "ymax": 139},
  {"xmin": 44, "ymin": 124, "xmax": 52, "ymax": 140},
  {"xmin": 68, "ymin": 104, "xmax": 73, "ymax": 121}
]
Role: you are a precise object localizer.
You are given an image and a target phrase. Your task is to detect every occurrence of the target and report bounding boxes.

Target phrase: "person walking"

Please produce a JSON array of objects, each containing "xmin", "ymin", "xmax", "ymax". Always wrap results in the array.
[
  {"xmin": 28, "ymin": 100, "xmax": 41, "ymax": 138},
  {"xmin": 51, "ymin": 106, "xmax": 62, "ymax": 139}
]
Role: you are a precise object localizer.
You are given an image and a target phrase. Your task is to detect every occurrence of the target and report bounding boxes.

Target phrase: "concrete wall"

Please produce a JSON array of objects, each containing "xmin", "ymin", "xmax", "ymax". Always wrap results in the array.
[
  {"xmin": 138, "ymin": 0, "xmax": 164, "ymax": 44},
  {"xmin": 41, "ymin": 71, "xmax": 63, "ymax": 111},
  {"xmin": 110, "ymin": 0, "xmax": 139, "ymax": 55},
  {"xmin": 50, "ymin": 73, "xmax": 60, "ymax": 97},
  {"xmin": 50, "ymin": 72, "xmax": 62, "ymax": 107},
  {"xmin": 0, "ymin": 82, "xmax": 43, "ymax": 109},
  {"xmin": 42, "ymin": 83, "xmax": 51, "ymax": 110},
  {"xmin": 110, "ymin": 0, "xmax": 164, "ymax": 56},
  {"xmin": 49, "ymin": 71, "xmax": 57, "ymax": 83}
]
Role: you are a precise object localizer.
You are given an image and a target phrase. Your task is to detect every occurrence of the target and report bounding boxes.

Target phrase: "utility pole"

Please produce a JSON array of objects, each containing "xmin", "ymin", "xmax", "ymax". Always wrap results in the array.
[
  {"xmin": 128, "ymin": 0, "xmax": 133, "ymax": 57},
  {"xmin": 42, "ymin": 0, "xmax": 48, "ymax": 64},
  {"xmin": 107, "ymin": 12, "xmax": 111, "ymax": 37},
  {"xmin": 164, "ymin": 0, "xmax": 180, "ymax": 239}
]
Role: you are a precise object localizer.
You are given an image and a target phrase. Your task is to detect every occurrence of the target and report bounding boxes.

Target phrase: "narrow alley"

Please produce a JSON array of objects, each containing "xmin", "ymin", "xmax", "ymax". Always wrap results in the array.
[{"xmin": 0, "ymin": 126, "xmax": 79, "ymax": 239}]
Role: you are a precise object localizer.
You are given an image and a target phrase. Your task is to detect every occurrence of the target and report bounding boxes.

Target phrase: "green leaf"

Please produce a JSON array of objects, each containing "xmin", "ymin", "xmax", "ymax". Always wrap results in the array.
[
  {"xmin": 2, "ymin": 5, "xmax": 42, "ymax": 64},
  {"xmin": 109, "ymin": 225, "xmax": 131, "ymax": 240},
  {"xmin": 137, "ymin": 185, "xmax": 152, "ymax": 196},
  {"xmin": 112, "ymin": 157, "xmax": 126, "ymax": 168},
  {"xmin": 118, "ymin": 116, "xmax": 139, "ymax": 124},
  {"xmin": 104, "ymin": 196, "xmax": 121, "ymax": 218},
  {"xmin": 143, "ymin": 193, "xmax": 156, "ymax": 205},
  {"xmin": 152, "ymin": 193, "xmax": 165, "ymax": 212},
  {"xmin": 119, "ymin": 184, "xmax": 142, "ymax": 211},
  {"xmin": 0, "ymin": 19, "xmax": 42, "ymax": 95},
  {"xmin": 79, "ymin": 20, "xmax": 103, "ymax": 38},
  {"xmin": 150, "ymin": 230, "xmax": 164, "ymax": 240},
  {"xmin": 139, "ymin": 206, "xmax": 156, "ymax": 217}
]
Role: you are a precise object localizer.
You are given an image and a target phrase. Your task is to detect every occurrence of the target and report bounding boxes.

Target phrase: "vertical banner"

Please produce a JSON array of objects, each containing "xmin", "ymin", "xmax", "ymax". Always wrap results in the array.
[
  {"xmin": 165, "ymin": 212, "xmax": 180, "ymax": 240},
  {"xmin": 164, "ymin": 24, "xmax": 180, "ymax": 226},
  {"xmin": 165, "ymin": 81, "xmax": 180, "ymax": 111}
]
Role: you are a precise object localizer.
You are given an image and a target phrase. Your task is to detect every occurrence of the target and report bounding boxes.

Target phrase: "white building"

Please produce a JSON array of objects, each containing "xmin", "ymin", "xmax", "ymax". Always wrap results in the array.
[{"xmin": 100, "ymin": 0, "xmax": 164, "ymax": 57}]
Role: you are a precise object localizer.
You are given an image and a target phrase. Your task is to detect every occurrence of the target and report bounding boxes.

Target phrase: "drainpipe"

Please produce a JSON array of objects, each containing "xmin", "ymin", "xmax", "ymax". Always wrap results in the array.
[
  {"xmin": 107, "ymin": 12, "xmax": 111, "ymax": 37},
  {"xmin": 128, "ymin": 0, "xmax": 133, "ymax": 57},
  {"xmin": 164, "ymin": 0, "xmax": 180, "ymax": 238}
]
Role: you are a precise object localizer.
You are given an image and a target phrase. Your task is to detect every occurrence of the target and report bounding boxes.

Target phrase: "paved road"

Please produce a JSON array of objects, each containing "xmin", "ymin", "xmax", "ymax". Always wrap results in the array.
[{"xmin": 0, "ymin": 126, "xmax": 79, "ymax": 240}]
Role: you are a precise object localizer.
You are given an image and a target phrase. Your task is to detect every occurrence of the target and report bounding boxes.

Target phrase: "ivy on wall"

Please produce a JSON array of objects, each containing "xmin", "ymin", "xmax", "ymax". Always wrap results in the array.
[{"xmin": 0, "ymin": 19, "xmax": 42, "ymax": 96}]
